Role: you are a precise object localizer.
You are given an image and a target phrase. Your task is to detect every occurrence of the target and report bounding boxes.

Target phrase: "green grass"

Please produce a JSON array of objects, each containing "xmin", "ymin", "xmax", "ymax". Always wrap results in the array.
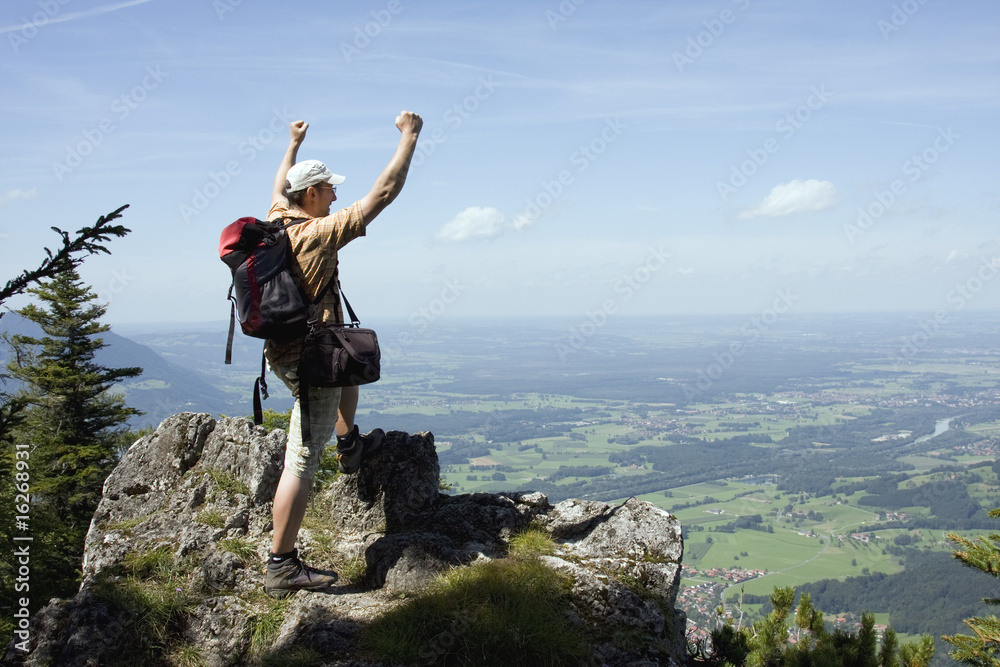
[
  {"xmin": 122, "ymin": 544, "xmax": 180, "ymax": 579},
  {"xmin": 91, "ymin": 545, "xmax": 198, "ymax": 666},
  {"xmin": 194, "ymin": 509, "xmax": 225, "ymax": 528},
  {"xmin": 217, "ymin": 537, "xmax": 258, "ymax": 565},
  {"xmin": 300, "ymin": 500, "xmax": 369, "ymax": 584},
  {"xmin": 246, "ymin": 597, "xmax": 291, "ymax": 660},
  {"xmin": 103, "ymin": 514, "xmax": 154, "ymax": 535},
  {"xmin": 166, "ymin": 644, "xmax": 208, "ymax": 667},
  {"xmin": 508, "ymin": 524, "xmax": 557, "ymax": 558},
  {"xmin": 359, "ymin": 553, "xmax": 586, "ymax": 665},
  {"xmin": 205, "ymin": 468, "xmax": 251, "ymax": 497},
  {"xmin": 965, "ymin": 419, "xmax": 1000, "ymax": 435}
]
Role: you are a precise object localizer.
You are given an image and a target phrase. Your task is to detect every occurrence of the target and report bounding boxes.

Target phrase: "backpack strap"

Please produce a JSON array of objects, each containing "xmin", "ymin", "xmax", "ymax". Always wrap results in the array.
[
  {"xmin": 252, "ymin": 345, "xmax": 268, "ymax": 425},
  {"xmin": 300, "ymin": 382, "xmax": 314, "ymax": 447},
  {"xmin": 282, "ymin": 215, "xmax": 337, "ymax": 320},
  {"xmin": 245, "ymin": 216, "xmax": 328, "ymax": 423},
  {"xmin": 225, "ymin": 284, "xmax": 237, "ymax": 365},
  {"xmin": 229, "ymin": 215, "xmax": 339, "ymax": 424}
]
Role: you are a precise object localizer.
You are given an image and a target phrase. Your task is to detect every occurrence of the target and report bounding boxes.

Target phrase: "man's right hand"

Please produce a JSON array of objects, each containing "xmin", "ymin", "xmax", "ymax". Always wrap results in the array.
[
  {"xmin": 395, "ymin": 111, "xmax": 422, "ymax": 135},
  {"xmin": 274, "ymin": 121, "xmax": 308, "ymax": 206},
  {"xmin": 290, "ymin": 120, "xmax": 309, "ymax": 144}
]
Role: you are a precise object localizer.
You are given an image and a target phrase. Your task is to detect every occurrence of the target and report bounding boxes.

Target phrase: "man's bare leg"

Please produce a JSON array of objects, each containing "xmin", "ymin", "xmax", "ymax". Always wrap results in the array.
[
  {"xmin": 271, "ymin": 470, "xmax": 311, "ymax": 554},
  {"xmin": 266, "ymin": 467, "xmax": 337, "ymax": 598},
  {"xmin": 336, "ymin": 385, "xmax": 359, "ymax": 437}
]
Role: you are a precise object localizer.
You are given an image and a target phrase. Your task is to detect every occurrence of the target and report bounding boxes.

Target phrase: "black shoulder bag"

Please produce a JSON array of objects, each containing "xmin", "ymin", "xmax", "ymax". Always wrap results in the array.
[
  {"xmin": 297, "ymin": 285, "xmax": 381, "ymax": 445},
  {"xmin": 298, "ymin": 284, "xmax": 381, "ymax": 388}
]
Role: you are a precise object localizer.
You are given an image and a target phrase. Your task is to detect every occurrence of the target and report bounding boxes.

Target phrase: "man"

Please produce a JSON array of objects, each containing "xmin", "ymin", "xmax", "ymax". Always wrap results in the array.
[{"xmin": 264, "ymin": 111, "xmax": 423, "ymax": 598}]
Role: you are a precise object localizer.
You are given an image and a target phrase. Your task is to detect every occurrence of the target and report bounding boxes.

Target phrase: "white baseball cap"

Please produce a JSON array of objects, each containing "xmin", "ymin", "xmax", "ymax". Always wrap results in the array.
[{"xmin": 285, "ymin": 159, "xmax": 346, "ymax": 193}]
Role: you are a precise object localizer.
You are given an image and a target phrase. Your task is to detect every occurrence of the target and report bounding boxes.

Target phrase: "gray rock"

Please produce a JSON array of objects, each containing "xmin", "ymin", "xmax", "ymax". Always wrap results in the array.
[
  {"xmin": 80, "ymin": 413, "xmax": 285, "ymax": 586},
  {"xmin": 3, "ymin": 412, "xmax": 687, "ymax": 666},
  {"xmin": 200, "ymin": 549, "xmax": 246, "ymax": 592},
  {"xmin": 197, "ymin": 415, "xmax": 286, "ymax": 506},
  {"xmin": 181, "ymin": 597, "xmax": 254, "ymax": 667},
  {"xmin": 364, "ymin": 532, "xmax": 467, "ymax": 591},
  {"xmin": 329, "ymin": 430, "xmax": 441, "ymax": 534},
  {"xmin": 5, "ymin": 592, "xmax": 128, "ymax": 667}
]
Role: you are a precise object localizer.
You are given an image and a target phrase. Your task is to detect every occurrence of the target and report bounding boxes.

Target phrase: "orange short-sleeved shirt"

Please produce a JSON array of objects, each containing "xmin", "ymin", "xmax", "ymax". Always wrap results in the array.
[{"xmin": 263, "ymin": 200, "xmax": 366, "ymax": 367}]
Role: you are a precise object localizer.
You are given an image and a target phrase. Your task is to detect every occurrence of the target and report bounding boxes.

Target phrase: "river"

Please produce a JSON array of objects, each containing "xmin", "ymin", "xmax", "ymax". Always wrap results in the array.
[{"xmin": 914, "ymin": 418, "xmax": 954, "ymax": 443}]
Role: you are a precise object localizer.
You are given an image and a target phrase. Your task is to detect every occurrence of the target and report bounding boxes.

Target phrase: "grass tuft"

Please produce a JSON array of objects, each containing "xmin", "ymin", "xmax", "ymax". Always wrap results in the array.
[
  {"xmin": 194, "ymin": 509, "xmax": 225, "ymax": 528},
  {"xmin": 359, "ymin": 555, "xmax": 587, "ymax": 666},
  {"xmin": 301, "ymin": 501, "xmax": 369, "ymax": 583},
  {"xmin": 337, "ymin": 556, "xmax": 369, "ymax": 585},
  {"xmin": 260, "ymin": 646, "xmax": 324, "ymax": 667},
  {"xmin": 246, "ymin": 597, "xmax": 290, "ymax": 659},
  {"xmin": 92, "ymin": 545, "xmax": 198, "ymax": 666},
  {"xmin": 312, "ymin": 448, "xmax": 342, "ymax": 493},
  {"xmin": 217, "ymin": 537, "xmax": 258, "ymax": 565},
  {"xmin": 508, "ymin": 525, "xmax": 557, "ymax": 558},
  {"xmin": 205, "ymin": 468, "xmax": 251, "ymax": 497},
  {"xmin": 104, "ymin": 514, "xmax": 151, "ymax": 535},
  {"xmin": 166, "ymin": 644, "xmax": 207, "ymax": 667},
  {"xmin": 122, "ymin": 544, "xmax": 178, "ymax": 580}
]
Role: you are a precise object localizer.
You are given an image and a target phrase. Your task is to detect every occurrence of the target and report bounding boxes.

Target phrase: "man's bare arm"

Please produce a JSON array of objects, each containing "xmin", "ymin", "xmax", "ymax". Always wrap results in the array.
[
  {"xmin": 272, "ymin": 120, "xmax": 309, "ymax": 208},
  {"xmin": 359, "ymin": 111, "xmax": 423, "ymax": 225}
]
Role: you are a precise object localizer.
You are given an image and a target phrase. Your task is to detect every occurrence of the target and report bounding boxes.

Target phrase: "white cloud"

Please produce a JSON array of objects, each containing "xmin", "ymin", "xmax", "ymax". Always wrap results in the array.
[
  {"xmin": 737, "ymin": 179, "xmax": 838, "ymax": 220},
  {"xmin": 510, "ymin": 212, "xmax": 537, "ymax": 232},
  {"xmin": 945, "ymin": 249, "xmax": 968, "ymax": 263},
  {"xmin": 0, "ymin": 189, "xmax": 37, "ymax": 207},
  {"xmin": 436, "ymin": 206, "xmax": 507, "ymax": 242}
]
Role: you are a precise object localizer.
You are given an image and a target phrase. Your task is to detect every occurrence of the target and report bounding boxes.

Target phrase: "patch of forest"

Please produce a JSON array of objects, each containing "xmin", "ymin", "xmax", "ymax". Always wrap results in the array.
[
  {"xmin": 748, "ymin": 549, "xmax": 993, "ymax": 640},
  {"xmin": 370, "ymin": 405, "xmax": 605, "ymax": 445}
]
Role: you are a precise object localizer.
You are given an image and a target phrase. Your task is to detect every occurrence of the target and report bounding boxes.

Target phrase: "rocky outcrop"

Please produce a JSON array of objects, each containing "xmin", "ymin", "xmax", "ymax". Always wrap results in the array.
[{"xmin": 3, "ymin": 413, "xmax": 686, "ymax": 666}]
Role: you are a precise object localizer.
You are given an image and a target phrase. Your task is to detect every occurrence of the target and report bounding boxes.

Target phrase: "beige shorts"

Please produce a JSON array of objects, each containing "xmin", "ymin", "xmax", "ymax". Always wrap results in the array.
[{"xmin": 270, "ymin": 363, "xmax": 342, "ymax": 480}]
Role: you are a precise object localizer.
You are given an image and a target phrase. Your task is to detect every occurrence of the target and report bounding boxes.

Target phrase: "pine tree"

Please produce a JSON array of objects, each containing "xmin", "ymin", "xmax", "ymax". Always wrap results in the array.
[
  {"xmin": 706, "ymin": 587, "xmax": 934, "ymax": 667},
  {"xmin": 3, "ymin": 268, "xmax": 142, "ymax": 621},
  {"xmin": 0, "ymin": 204, "xmax": 131, "ymax": 447},
  {"xmin": 898, "ymin": 636, "xmax": 936, "ymax": 667},
  {"xmin": 6, "ymin": 267, "xmax": 142, "ymax": 525},
  {"xmin": 944, "ymin": 508, "xmax": 1000, "ymax": 666},
  {"xmin": 0, "ymin": 205, "xmax": 133, "ymax": 646},
  {"xmin": 879, "ymin": 628, "xmax": 900, "ymax": 667},
  {"xmin": 857, "ymin": 612, "xmax": 880, "ymax": 667},
  {"xmin": 746, "ymin": 586, "xmax": 794, "ymax": 667}
]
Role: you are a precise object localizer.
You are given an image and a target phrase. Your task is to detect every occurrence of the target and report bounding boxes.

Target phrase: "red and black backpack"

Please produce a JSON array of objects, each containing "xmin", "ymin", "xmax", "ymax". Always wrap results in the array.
[
  {"xmin": 219, "ymin": 216, "xmax": 318, "ymax": 344},
  {"xmin": 219, "ymin": 216, "xmax": 333, "ymax": 422}
]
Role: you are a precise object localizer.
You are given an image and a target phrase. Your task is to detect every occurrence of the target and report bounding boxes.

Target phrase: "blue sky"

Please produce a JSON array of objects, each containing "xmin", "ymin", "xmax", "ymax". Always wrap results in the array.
[{"xmin": 1, "ymin": 0, "xmax": 998, "ymax": 328}]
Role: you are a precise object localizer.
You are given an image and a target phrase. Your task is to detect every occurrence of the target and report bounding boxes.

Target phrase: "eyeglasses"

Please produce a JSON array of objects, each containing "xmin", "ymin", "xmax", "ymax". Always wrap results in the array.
[{"xmin": 314, "ymin": 184, "xmax": 336, "ymax": 195}]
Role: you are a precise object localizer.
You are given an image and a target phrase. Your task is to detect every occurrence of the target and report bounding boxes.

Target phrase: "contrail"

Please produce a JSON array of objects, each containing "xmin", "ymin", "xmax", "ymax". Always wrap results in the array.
[{"xmin": 0, "ymin": 0, "xmax": 153, "ymax": 35}]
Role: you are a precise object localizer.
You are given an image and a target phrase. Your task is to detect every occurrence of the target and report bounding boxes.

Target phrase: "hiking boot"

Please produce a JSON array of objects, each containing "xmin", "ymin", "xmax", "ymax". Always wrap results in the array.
[
  {"xmin": 264, "ymin": 551, "xmax": 338, "ymax": 599},
  {"xmin": 336, "ymin": 426, "xmax": 385, "ymax": 474}
]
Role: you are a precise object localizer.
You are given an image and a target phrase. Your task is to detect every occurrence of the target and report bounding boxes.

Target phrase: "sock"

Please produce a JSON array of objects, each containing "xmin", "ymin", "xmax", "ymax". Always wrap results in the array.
[
  {"xmin": 337, "ymin": 425, "xmax": 359, "ymax": 449},
  {"xmin": 268, "ymin": 549, "xmax": 296, "ymax": 566}
]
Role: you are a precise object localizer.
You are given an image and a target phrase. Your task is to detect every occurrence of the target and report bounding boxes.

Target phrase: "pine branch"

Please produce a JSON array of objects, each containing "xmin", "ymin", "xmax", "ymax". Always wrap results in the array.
[{"xmin": 0, "ymin": 204, "xmax": 131, "ymax": 315}]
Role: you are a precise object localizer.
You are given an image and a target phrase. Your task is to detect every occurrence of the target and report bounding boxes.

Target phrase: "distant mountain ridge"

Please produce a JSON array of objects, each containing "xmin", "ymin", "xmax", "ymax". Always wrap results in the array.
[{"xmin": 0, "ymin": 312, "xmax": 236, "ymax": 429}]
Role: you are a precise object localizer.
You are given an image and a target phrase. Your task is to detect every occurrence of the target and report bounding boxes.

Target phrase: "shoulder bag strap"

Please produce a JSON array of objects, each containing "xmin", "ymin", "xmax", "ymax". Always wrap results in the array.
[
  {"xmin": 280, "ymin": 216, "xmax": 339, "ymax": 310},
  {"xmin": 338, "ymin": 281, "xmax": 361, "ymax": 326}
]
